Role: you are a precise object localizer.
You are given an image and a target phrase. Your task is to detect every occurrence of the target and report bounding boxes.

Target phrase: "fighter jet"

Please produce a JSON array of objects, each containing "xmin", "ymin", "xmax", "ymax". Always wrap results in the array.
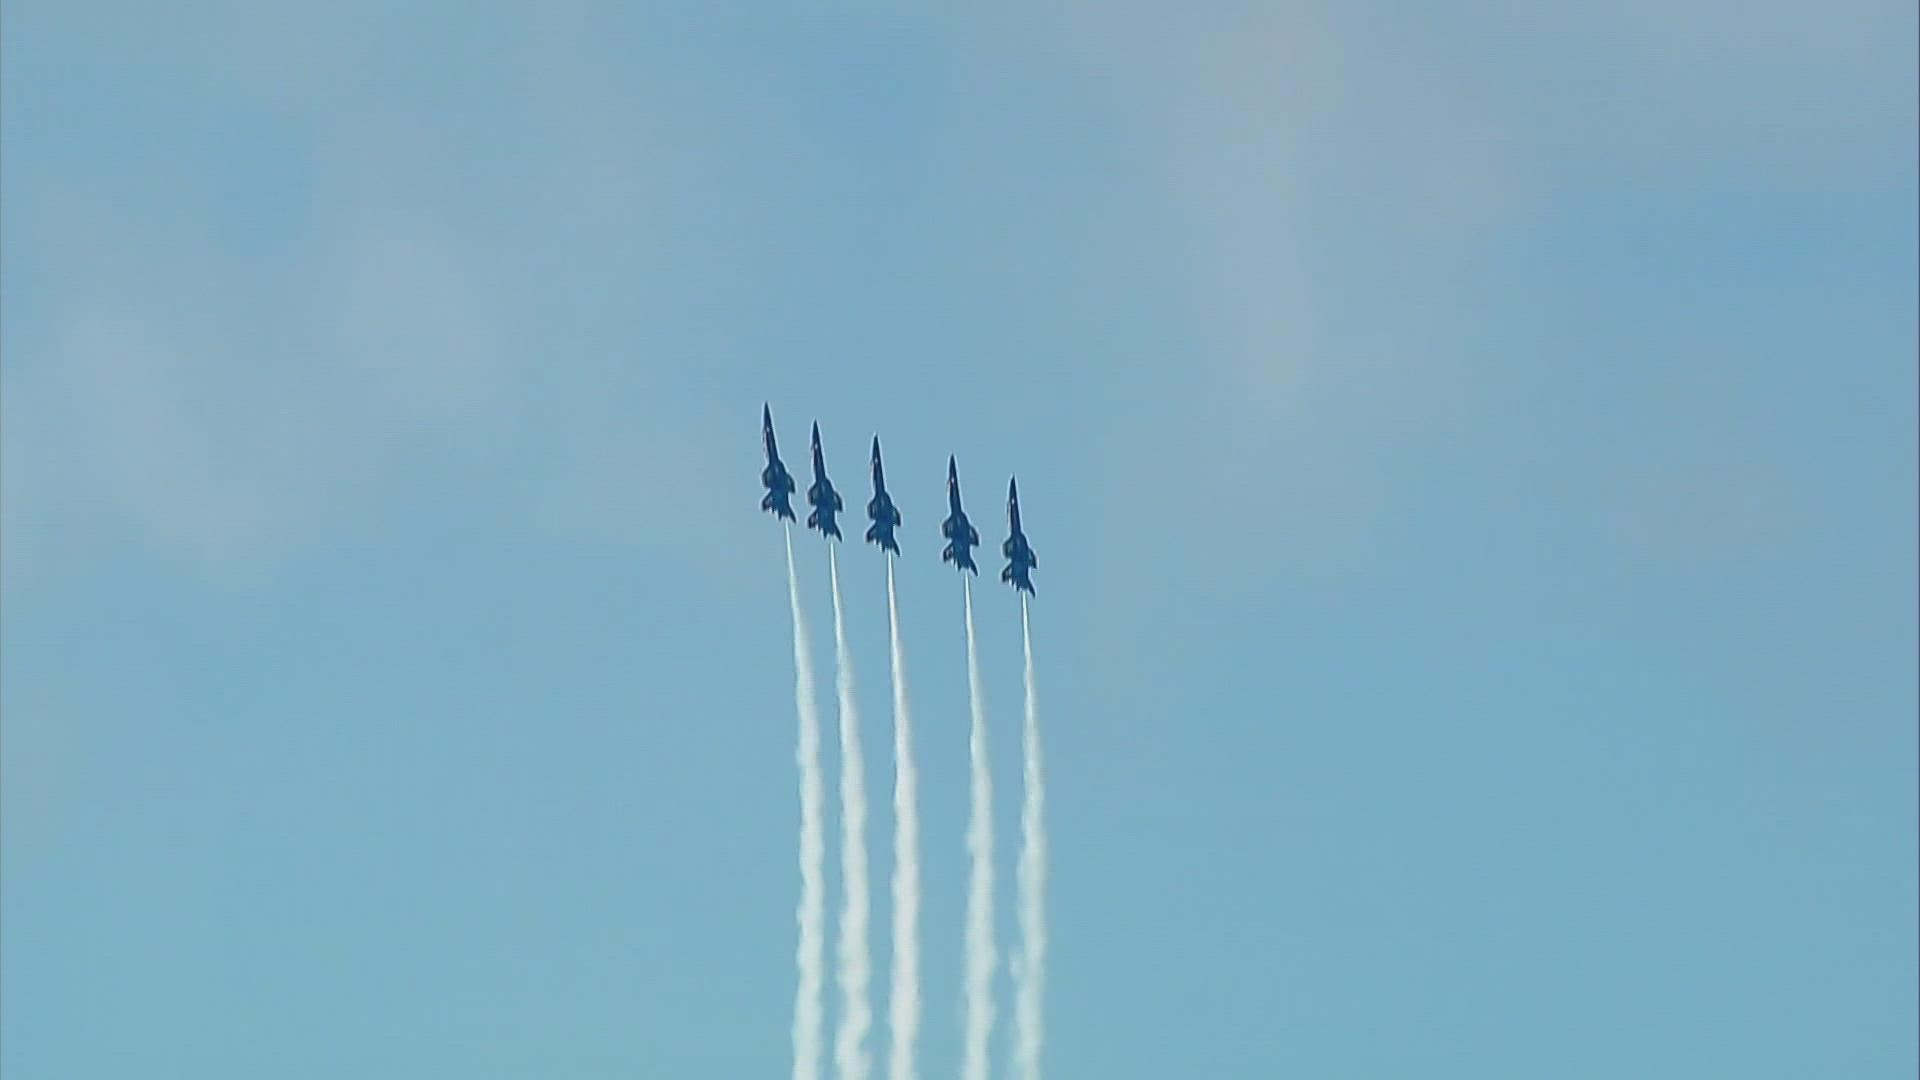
[
  {"xmin": 865, "ymin": 436, "xmax": 902, "ymax": 555},
  {"xmin": 940, "ymin": 456, "xmax": 980, "ymax": 573},
  {"xmin": 805, "ymin": 422, "xmax": 843, "ymax": 540},
  {"xmin": 760, "ymin": 404, "xmax": 796, "ymax": 521},
  {"xmin": 1000, "ymin": 476, "xmax": 1038, "ymax": 595}
]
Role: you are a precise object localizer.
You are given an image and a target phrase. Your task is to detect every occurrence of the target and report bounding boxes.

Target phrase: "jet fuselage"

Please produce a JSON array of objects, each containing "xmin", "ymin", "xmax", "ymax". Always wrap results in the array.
[
  {"xmin": 941, "ymin": 456, "xmax": 980, "ymax": 573},
  {"xmin": 865, "ymin": 436, "xmax": 901, "ymax": 555},
  {"xmin": 1000, "ymin": 476, "xmax": 1037, "ymax": 594},
  {"xmin": 805, "ymin": 422, "xmax": 843, "ymax": 540},
  {"xmin": 760, "ymin": 405, "xmax": 797, "ymax": 521}
]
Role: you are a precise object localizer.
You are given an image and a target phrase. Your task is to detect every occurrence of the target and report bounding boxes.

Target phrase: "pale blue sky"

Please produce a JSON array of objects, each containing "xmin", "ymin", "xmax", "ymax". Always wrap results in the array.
[{"xmin": 4, "ymin": 3, "xmax": 1915, "ymax": 1076}]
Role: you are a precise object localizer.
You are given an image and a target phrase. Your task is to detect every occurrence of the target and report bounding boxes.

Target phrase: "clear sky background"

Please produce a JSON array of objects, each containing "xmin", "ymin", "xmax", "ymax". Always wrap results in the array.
[{"xmin": 4, "ymin": 3, "xmax": 1915, "ymax": 1076}]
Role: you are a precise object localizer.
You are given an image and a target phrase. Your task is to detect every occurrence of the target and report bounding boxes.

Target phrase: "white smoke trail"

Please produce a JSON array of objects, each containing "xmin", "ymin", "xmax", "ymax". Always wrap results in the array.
[
  {"xmin": 785, "ymin": 527, "xmax": 827, "ymax": 1080},
  {"xmin": 1013, "ymin": 596, "xmax": 1048, "ymax": 1080},
  {"xmin": 884, "ymin": 558, "xmax": 922, "ymax": 1080},
  {"xmin": 828, "ymin": 547, "xmax": 873, "ymax": 1080},
  {"xmin": 960, "ymin": 579, "xmax": 997, "ymax": 1080}
]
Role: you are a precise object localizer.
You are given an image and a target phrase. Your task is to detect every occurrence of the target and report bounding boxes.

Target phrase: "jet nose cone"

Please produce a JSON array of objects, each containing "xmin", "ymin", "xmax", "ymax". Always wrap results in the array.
[
  {"xmin": 871, "ymin": 435, "xmax": 882, "ymax": 461},
  {"xmin": 1009, "ymin": 476, "xmax": 1019, "ymax": 499},
  {"xmin": 948, "ymin": 455, "xmax": 958, "ymax": 476},
  {"xmin": 811, "ymin": 422, "xmax": 821, "ymax": 444}
]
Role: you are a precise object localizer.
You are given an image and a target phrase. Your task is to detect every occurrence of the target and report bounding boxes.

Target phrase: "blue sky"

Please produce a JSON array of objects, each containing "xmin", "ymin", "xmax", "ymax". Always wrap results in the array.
[{"xmin": 4, "ymin": 2, "xmax": 1915, "ymax": 1076}]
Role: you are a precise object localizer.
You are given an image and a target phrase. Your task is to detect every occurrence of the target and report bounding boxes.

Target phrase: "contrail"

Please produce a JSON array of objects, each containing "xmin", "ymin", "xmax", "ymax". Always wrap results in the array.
[
  {"xmin": 884, "ymin": 558, "xmax": 922, "ymax": 1080},
  {"xmin": 828, "ymin": 547, "xmax": 873, "ymax": 1080},
  {"xmin": 784, "ymin": 527, "xmax": 827, "ymax": 1080},
  {"xmin": 1012, "ymin": 596, "xmax": 1048, "ymax": 1080},
  {"xmin": 960, "ymin": 579, "xmax": 996, "ymax": 1080}
]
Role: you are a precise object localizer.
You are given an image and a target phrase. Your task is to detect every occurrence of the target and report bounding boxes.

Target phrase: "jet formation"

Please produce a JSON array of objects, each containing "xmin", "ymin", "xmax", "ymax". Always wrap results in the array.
[{"xmin": 760, "ymin": 405, "xmax": 1037, "ymax": 594}]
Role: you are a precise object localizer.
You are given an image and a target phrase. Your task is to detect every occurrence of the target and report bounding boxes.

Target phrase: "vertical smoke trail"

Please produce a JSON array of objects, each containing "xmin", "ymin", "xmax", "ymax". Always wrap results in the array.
[
  {"xmin": 884, "ymin": 559, "xmax": 922, "ymax": 1080},
  {"xmin": 785, "ymin": 527, "xmax": 826, "ymax": 1080},
  {"xmin": 828, "ymin": 548, "xmax": 873, "ymax": 1080},
  {"xmin": 960, "ymin": 579, "xmax": 996, "ymax": 1080},
  {"xmin": 1013, "ymin": 596, "xmax": 1048, "ymax": 1080}
]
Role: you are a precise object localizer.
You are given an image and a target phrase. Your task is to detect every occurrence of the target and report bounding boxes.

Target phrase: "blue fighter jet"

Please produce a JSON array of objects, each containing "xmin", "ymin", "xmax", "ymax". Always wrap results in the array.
[
  {"xmin": 865, "ymin": 437, "xmax": 902, "ymax": 555},
  {"xmin": 805, "ymin": 422, "xmax": 843, "ymax": 540},
  {"xmin": 940, "ymin": 456, "xmax": 980, "ymax": 573},
  {"xmin": 760, "ymin": 404, "xmax": 796, "ymax": 521},
  {"xmin": 1000, "ymin": 476, "xmax": 1037, "ymax": 595}
]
